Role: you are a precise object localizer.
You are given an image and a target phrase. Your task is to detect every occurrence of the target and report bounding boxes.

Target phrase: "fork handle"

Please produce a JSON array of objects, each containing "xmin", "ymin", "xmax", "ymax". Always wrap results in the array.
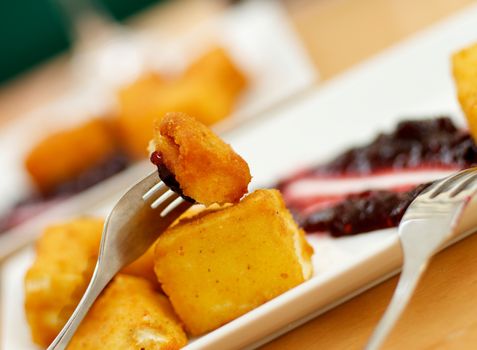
[
  {"xmin": 365, "ymin": 258, "xmax": 429, "ymax": 350},
  {"xmin": 47, "ymin": 267, "xmax": 113, "ymax": 350}
]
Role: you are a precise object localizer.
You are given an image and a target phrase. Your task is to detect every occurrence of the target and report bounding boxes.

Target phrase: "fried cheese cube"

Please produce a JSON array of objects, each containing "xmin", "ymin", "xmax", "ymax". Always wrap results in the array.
[
  {"xmin": 123, "ymin": 205, "xmax": 223, "ymax": 286},
  {"xmin": 154, "ymin": 189, "xmax": 313, "ymax": 335},
  {"xmin": 116, "ymin": 73, "xmax": 165, "ymax": 158},
  {"xmin": 116, "ymin": 48, "xmax": 247, "ymax": 158},
  {"xmin": 185, "ymin": 47, "xmax": 248, "ymax": 98},
  {"xmin": 179, "ymin": 47, "xmax": 248, "ymax": 126},
  {"xmin": 159, "ymin": 76, "xmax": 237, "ymax": 126},
  {"xmin": 24, "ymin": 218, "xmax": 103, "ymax": 347},
  {"xmin": 68, "ymin": 274, "xmax": 187, "ymax": 350},
  {"xmin": 152, "ymin": 112, "xmax": 251, "ymax": 205},
  {"xmin": 453, "ymin": 43, "xmax": 477, "ymax": 141},
  {"xmin": 167, "ymin": 47, "xmax": 247, "ymax": 126},
  {"xmin": 25, "ymin": 118, "xmax": 117, "ymax": 195},
  {"xmin": 24, "ymin": 217, "xmax": 161, "ymax": 346}
]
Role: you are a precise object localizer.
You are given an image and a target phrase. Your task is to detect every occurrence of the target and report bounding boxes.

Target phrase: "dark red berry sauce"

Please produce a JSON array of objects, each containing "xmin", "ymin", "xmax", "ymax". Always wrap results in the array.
[
  {"xmin": 278, "ymin": 117, "xmax": 477, "ymax": 237},
  {"xmin": 318, "ymin": 117, "xmax": 477, "ymax": 174},
  {"xmin": 298, "ymin": 184, "xmax": 428, "ymax": 236},
  {"xmin": 278, "ymin": 117, "xmax": 477, "ymax": 190},
  {"xmin": 150, "ymin": 151, "xmax": 195, "ymax": 203}
]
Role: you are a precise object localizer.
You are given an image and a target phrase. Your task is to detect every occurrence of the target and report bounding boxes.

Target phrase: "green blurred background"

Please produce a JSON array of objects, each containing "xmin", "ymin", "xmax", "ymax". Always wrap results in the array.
[{"xmin": 0, "ymin": 0, "xmax": 163, "ymax": 84}]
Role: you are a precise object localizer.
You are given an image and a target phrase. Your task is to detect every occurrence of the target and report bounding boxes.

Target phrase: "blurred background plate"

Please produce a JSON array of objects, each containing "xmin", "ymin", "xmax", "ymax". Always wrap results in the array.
[{"xmin": 0, "ymin": 0, "xmax": 316, "ymax": 228}]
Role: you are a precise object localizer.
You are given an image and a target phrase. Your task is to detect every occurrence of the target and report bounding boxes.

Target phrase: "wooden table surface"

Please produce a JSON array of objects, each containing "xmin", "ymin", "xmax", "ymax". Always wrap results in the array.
[{"xmin": 1, "ymin": 0, "xmax": 477, "ymax": 349}]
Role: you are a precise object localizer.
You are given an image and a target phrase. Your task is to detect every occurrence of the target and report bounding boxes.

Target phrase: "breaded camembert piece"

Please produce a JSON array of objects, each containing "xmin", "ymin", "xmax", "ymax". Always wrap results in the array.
[
  {"xmin": 24, "ymin": 217, "xmax": 162, "ymax": 346},
  {"xmin": 116, "ymin": 48, "xmax": 247, "ymax": 158},
  {"xmin": 116, "ymin": 73, "xmax": 165, "ymax": 158},
  {"xmin": 185, "ymin": 47, "xmax": 248, "ymax": 98},
  {"xmin": 24, "ymin": 218, "xmax": 103, "ymax": 347},
  {"xmin": 152, "ymin": 113, "xmax": 251, "ymax": 205},
  {"xmin": 154, "ymin": 189, "xmax": 313, "ymax": 335},
  {"xmin": 180, "ymin": 47, "xmax": 248, "ymax": 126},
  {"xmin": 453, "ymin": 43, "xmax": 477, "ymax": 141},
  {"xmin": 68, "ymin": 275, "xmax": 187, "ymax": 350},
  {"xmin": 124, "ymin": 205, "xmax": 223, "ymax": 286},
  {"xmin": 25, "ymin": 119, "xmax": 117, "ymax": 195}
]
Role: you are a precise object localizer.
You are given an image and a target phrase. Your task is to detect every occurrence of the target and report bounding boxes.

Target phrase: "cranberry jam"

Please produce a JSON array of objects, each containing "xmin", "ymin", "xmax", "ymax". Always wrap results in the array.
[
  {"xmin": 150, "ymin": 151, "xmax": 195, "ymax": 203},
  {"xmin": 278, "ymin": 117, "xmax": 477, "ymax": 237},
  {"xmin": 298, "ymin": 184, "xmax": 428, "ymax": 237},
  {"xmin": 319, "ymin": 117, "xmax": 477, "ymax": 174},
  {"xmin": 281, "ymin": 117, "xmax": 477, "ymax": 187}
]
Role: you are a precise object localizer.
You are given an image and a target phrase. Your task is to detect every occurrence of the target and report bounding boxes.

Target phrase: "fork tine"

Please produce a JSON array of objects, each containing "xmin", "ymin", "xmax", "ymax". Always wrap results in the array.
[
  {"xmin": 449, "ymin": 172, "xmax": 477, "ymax": 198},
  {"xmin": 151, "ymin": 189, "xmax": 180, "ymax": 210},
  {"xmin": 418, "ymin": 178, "xmax": 446, "ymax": 197},
  {"xmin": 428, "ymin": 169, "xmax": 474, "ymax": 198},
  {"xmin": 160, "ymin": 196, "xmax": 185, "ymax": 217},
  {"xmin": 161, "ymin": 200, "xmax": 191, "ymax": 221},
  {"xmin": 142, "ymin": 181, "xmax": 168, "ymax": 201}
]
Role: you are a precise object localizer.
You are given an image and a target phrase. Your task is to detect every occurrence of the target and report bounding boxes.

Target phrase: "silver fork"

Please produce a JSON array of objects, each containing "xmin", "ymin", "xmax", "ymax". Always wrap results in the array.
[
  {"xmin": 365, "ymin": 167, "xmax": 477, "ymax": 350},
  {"xmin": 47, "ymin": 171, "xmax": 192, "ymax": 350}
]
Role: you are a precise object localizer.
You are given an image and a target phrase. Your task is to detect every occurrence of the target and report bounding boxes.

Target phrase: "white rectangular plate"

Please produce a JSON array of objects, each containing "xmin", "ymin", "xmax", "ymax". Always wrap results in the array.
[{"xmin": 4, "ymin": 3, "xmax": 477, "ymax": 349}]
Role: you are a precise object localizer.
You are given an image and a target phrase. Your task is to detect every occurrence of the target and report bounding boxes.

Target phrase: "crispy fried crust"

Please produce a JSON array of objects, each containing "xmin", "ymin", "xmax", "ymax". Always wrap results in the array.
[
  {"xmin": 153, "ymin": 112, "xmax": 251, "ymax": 205},
  {"xmin": 185, "ymin": 47, "xmax": 248, "ymax": 99},
  {"xmin": 68, "ymin": 275, "xmax": 187, "ymax": 350},
  {"xmin": 154, "ymin": 189, "xmax": 313, "ymax": 335},
  {"xmin": 453, "ymin": 43, "xmax": 477, "ymax": 141},
  {"xmin": 116, "ymin": 48, "xmax": 247, "ymax": 158},
  {"xmin": 116, "ymin": 73, "xmax": 165, "ymax": 158},
  {"xmin": 24, "ymin": 217, "xmax": 163, "ymax": 346},
  {"xmin": 123, "ymin": 205, "xmax": 222, "ymax": 285},
  {"xmin": 24, "ymin": 218, "xmax": 104, "ymax": 347},
  {"xmin": 25, "ymin": 119, "xmax": 117, "ymax": 195}
]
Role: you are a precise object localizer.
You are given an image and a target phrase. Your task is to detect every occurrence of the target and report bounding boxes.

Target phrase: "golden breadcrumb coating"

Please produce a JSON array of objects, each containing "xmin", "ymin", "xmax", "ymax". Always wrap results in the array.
[
  {"xmin": 116, "ymin": 73, "xmax": 165, "ymax": 158},
  {"xmin": 453, "ymin": 43, "xmax": 477, "ymax": 141},
  {"xmin": 124, "ymin": 206, "xmax": 224, "ymax": 286},
  {"xmin": 124, "ymin": 205, "xmax": 223, "ymax": 286},
  {"xmin": 181, "ymin": 47, "xmax": 248, "ymax": 126},
  {"xmin": 185, "ymin": 47, "xmax": 248, "ymax": 98},
  {"xmin": 116, "ymin": 48, "xmax": 247, "ymax": 158},
  {"xmin": 68, "ymin": 275, "xmax": 187, "ymax": 350},
  {"xmin": 154, "ymin": 189, "xmax": 313, "ymax": 335},
  {"xmin": 24, "ymin": 217, "xmax": 164, "ymax": 347},
  {"xmin": 153, "ymin": 112, "xmax": 251, "ymax": 205},
  {"xmin": 25, "ymin": 119, "xmax": 117, "ymax": 195},
  {"xmin": 24, "ymin": 218, "xmax": 104, "ymax": 347}
]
